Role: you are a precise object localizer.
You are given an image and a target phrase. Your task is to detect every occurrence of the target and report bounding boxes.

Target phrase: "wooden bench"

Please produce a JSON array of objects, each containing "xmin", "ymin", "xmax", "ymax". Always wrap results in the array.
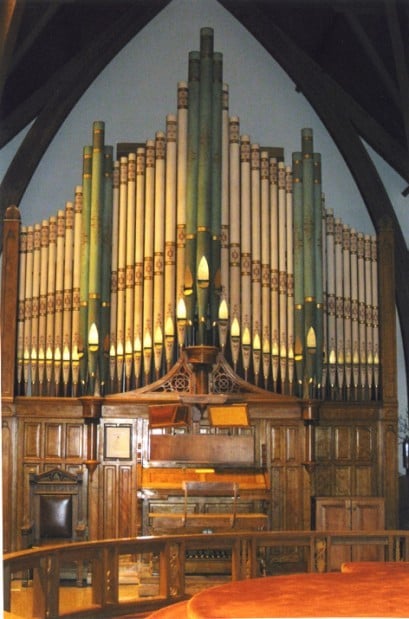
[
  {"xmin": 182, "ymin": 481, "xmax": 239, "ymax": 529},
  {"xmin": 147, "ymin": 481, "xmax": 268, "ymax": 534}
]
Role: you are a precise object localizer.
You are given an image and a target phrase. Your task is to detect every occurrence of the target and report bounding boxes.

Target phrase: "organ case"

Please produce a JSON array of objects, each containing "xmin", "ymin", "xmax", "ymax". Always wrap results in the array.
[{"xmin": 1, "ymin": 28, "xmax": 398, "ymax": 554}]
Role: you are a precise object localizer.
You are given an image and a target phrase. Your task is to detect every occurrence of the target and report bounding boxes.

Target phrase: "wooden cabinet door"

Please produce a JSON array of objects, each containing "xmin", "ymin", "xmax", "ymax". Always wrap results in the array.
[
  {"xmin": 315, "ymin": 497, "xmax": 385, "ymax": 570},
  {"xmin": 351, "ymin": 497, "xmax": 385, "ymax": 561},
  {"xmin": 315, "ymin": 498, "xmax": 351, "ymax": 569},
  {"xmin": 315, "ymin": 498, "xmax": 350, "ymax": 530}
]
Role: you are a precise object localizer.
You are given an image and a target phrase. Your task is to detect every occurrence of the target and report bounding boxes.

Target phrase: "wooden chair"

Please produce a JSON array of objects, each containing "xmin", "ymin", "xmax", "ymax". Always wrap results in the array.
[{"xmin": 21, "ymin": 468, "xmax": 86, "ymax": 586}]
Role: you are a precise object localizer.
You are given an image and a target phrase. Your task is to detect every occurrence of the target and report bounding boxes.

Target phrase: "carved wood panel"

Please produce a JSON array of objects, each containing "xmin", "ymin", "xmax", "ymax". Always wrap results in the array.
[
  {"xmin": 355, "ymin": 426, "xmax": 373, "ymax": 460},
  {"xmin": 23, "ymin": 422, "xmax": 41, "ymax": 459},
  {"xmin": 270, "ymin": 423, "xmax": 303, "ymax": 464},
  {"xmin": 2, "ymin": 420, "xmax": 13, "ymax": 551},
  {"xmin": 314, "ymin": 422, "xmax": 377, "ymax": 497},
  {"xmin": 382, "ymin": 420, "xmax": 398, "ymax": 528},
  {"xmin": 355, "ymin": 466, "xmax": 375, "ymax": 495},
  {"xmin": 102, "ymin": 465, "xmax": 117, "ymax": 539},
  {"xmin": 97, "ymin": 419, "xmax": 139, "ymax": 540},
  {"xmin": 118, "ymin": 465, "xmax": 136, "ymax": 538},
  {"xmin": 269, "ymin": 422, "xmax": 306, "ymax": 530},
  {"xmin": 21, "ymin": 419, "xmax": 86, "ymax": 463},
  {"xmin": 99, "ymin": 463, "xmax": 138, "ymax": 539},
  {"xmin": 44, "ymin": 423, "xmax": 63, "ymax": 459},
  {"xmin": 334, "ymin": 426, "xmax": 353, "ymax": 460},
  {"xmin": 65, "ymin": 424, "xmax": 84, "ymax": 459}
]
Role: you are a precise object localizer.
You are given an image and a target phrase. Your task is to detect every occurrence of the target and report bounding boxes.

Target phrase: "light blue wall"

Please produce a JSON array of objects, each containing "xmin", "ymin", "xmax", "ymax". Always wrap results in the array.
[{"xmin": 1, "ymin": 0, "xmax": 408, "ymax": 452}]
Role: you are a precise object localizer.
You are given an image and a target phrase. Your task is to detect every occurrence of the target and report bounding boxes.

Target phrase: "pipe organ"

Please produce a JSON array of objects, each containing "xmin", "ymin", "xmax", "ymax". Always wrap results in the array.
[
  {"xmin": 1, "ymin": 28, "xmax": 397, "ymax": 553},
  {"xmin": 9, "ymin": 28, "xmax": 380, "ymax": 404}
]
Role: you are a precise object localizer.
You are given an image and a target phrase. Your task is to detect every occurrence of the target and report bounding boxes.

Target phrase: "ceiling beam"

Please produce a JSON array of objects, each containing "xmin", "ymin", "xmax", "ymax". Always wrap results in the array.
[
  {"xmin": 343, "ymin": 9, "xmax": 400, "ymax": 108},
  {"xmin": 0, "ymin": 0, "xmax": 24, "ymax": 101},
  {"xmin": 384, "ymin": 0, "xmax": 409, "ymax": 158},
  {"xmin": 8, "ymin": 3, "xmax": 59, "ymax": 73}
]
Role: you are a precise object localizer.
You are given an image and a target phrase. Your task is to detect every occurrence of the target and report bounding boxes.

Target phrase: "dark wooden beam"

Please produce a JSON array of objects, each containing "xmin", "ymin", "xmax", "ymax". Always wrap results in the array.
[
  {"xmin": 343, "ymin": 10, "xmax": 400, "ymax": 108},
  {"xmin": 0, "ymin": 0, "xmax": 25, "ymax": 100},
  {"xmin": 385, "ymin": 0, "xmax": 409, "ymax": 157},
  {"xmin": 8, "ymin": 3, "xmax": 59, "ymax": 73},
  {"xmin": 0, "ymin": 77, "xmax": 51, "ymax": 147}
]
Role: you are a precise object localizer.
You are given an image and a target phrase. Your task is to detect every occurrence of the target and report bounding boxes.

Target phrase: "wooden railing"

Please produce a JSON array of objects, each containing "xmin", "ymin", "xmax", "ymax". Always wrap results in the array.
[{"xmin": 4, "ymin": 530, "xmax": 409, "ymax": 619}]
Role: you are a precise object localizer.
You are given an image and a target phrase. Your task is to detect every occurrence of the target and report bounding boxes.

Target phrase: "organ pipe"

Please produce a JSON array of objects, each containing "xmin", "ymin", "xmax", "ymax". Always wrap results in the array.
[
  {"xmin": 38, "ymin": 219, "xmax": 49, "ymax": 393},
  {"xmin": 164, "ymin": 114, "xmax": 178, "ymax": 370},
  {"xmin": 210, "ymin": 52, "xmax": 223, "ymax": 328},
  {"xmin": 72, "ymin": 185, "xmax": 83, "ymax": 396},
  {"xmin": 100, "ymin": 145, "xmax": 113, "ymax": 392},
  {"xmin": 125, "ymin": 152, "xmax": 136, "ymax": 390},
  {"xmin": 176, "ymin": 82, "xmax": 188, "ymax": 311},
  {"xmin": 270, "ymin": 157, "xmax": 279, "ymax": 390},
  {"xmin": 133, "ymin": 147, "xmax": 145, "ymax": 386},
  {"xmin": 185, "ymin": 51, "xmax": 200, "ymax": 333},
  {"xmin": 79, "ymin": 145, "xmax": 92, "ymax": 389}
]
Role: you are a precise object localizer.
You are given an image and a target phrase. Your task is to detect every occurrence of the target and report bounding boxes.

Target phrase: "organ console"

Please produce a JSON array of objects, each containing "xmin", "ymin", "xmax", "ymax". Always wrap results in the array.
[{"xmin": 1, "ymin": 27, "xmax": 398, "ymax": 557}]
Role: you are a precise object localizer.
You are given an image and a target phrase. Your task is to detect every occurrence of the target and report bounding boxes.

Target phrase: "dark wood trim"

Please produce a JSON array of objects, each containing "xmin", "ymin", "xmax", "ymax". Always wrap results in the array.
[
  {"xmin": 0, "ymin": 205, "xmax": 20, "ymax": 401},
  {"xmin": 385, "ymin": 0, "xmax": 409, "ymax": 158},
  {"xmin": 0, "ymin": 0, "xmax": 24, "ymax": 100}
]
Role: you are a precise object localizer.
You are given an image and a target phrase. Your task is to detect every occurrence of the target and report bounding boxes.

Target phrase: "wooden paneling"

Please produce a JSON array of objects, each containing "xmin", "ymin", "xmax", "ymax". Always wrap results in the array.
[
  {"xmin": 101, "ymin": 465, "xmax": 117, "ymax": 539},
  {"xmin": 285, "ymin": 426, "xmax": 299, "ymax": 463},
  {"xmin": 149, "ymin": 433, "xmax": 254, "ymax": 465},
  {"xmin": 355, "ymin": 426, "xmax": 373, "ymax": 460},
  {"xmin": 95, "ymin": 418, "xmax": 139, "ymax": 540},
  {"xmin": 333, "ymin": 467, "xmax": 353, "ymax": 496},
  {"xmin": 2, "ymin": 419, "xmax": 13, "ymax": 551},
  {"xmin": 44, "ymin": 423, "xmax": 63, "ymax": 459},
  {"xmin": 99, "ymin": 462, "xmax": 138, "ymax": 539},
  {"xmin": 269, "ymin": 422, "xmax": 306, "ymax": 531},
  {"xmin": 4, "ymin": 398, "xmax": 398, "ymax": 552},
  {"xmin": 334, "ymin": 426, "xmax": 352, "ymax": 460},
  {"xmin": 0, "ymin": 207, "xmax": 20, "ymax": 399},
  {"xmin": 355, "ymin": 466, "xmax": 374, "ymax": 496},
  {"xmin": 314, "ymin": 464, "xmax": 332, "ymax": 497},
  {"xmin": 21, "ymin": 419, "xmax": 86, "ymax": 462},
  {"xmin": 314, "ymin": 497, "xmax": 351, "ymax": 530},
  {"xmin": 270, "ymin": 423, "xmax": 302, "ymax": 463},
  {"xmin": 66, "ymin": 423, "xmax": 84, "ymax": 459},
  {"xmin": 315, "ymin": 426, "xmax": 331, "ymax": 461},
  {"xmin": 352, "ymin": 498, "xmax": 384, "ymax": 530},
  {"xmin": 23, "ymin": 422, "xmax": 41, "ymax": 458},
  {"xmin": 118, "ymin": 465, "xmax": 135, "ymax": 538},
  {"xmin": 314, "ymin": 419, "xmax": 377, "ymax": 497},
  {"xmin": 382, "ymin": 420, "xmax": 399, "ymax": 528}
]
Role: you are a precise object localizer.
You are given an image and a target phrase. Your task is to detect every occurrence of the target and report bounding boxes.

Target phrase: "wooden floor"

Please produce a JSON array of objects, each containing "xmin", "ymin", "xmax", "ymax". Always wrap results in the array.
[{"xmin": 9, "ymin": 575, "xmax": 229, "ymax": 618}]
